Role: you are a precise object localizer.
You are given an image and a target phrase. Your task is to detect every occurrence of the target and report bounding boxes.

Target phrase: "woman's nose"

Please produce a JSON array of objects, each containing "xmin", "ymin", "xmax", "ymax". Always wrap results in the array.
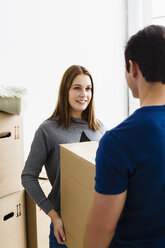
[{"xmin": 80, "ymin": 88, "xmax": 87, "ymax": 97}]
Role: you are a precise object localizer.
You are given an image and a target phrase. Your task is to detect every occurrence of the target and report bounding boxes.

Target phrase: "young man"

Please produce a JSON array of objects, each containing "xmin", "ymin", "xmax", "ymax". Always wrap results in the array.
[{"xmin": 83, "ymin": 25, "xmax": 165, "ymax": 248}]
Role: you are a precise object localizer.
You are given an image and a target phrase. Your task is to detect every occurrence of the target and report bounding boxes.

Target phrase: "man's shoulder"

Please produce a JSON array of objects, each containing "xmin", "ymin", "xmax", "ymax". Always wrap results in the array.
[
  {"xmin": 113, "ymin": 107, "xmax": 151, "ymax": 132},
  {"xmin": 101, "ymin": 109, "xmax": 148, "ymax": 145}
]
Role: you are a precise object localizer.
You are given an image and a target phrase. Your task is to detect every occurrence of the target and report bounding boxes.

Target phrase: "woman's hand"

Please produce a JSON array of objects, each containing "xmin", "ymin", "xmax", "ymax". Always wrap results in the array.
[{"xmin": 48, "ymin": 209, "xmax": 66, "ymax": 244}]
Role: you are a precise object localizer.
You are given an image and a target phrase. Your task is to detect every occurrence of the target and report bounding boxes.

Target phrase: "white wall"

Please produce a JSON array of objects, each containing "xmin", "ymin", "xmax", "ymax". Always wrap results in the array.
[
  {"xmin": 0, "ymin": 0, "xmax": 128, "ymax": 159},
  {"xmin": 127, "ymin": 0, "xmax": 152, "ymax": 115}
]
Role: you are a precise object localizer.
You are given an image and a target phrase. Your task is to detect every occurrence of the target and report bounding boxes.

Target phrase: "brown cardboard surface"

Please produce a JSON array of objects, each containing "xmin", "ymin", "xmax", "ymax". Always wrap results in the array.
[
  {"xmin": 0, "ymin": 189, "xmax": 27, "ymax": 248},
  {"xmin": 25, "ymin": 179, "xmax": 52, "ymax": 248},
  {"xmin": 60, "ymin": 141, "xmax": 98, "ymax": 248},
  {"xmin": 0, "ymin": 112, "xmax": 24, "ymax": 197},
  {"xmin": 0, "ymin": 158, "xmax": 23, "ymax": 198}
]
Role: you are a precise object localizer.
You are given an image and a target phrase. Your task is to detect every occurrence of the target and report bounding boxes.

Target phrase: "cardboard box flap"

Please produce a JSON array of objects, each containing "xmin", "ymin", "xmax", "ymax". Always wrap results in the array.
[{"xmin": 60, "ymin": 141, "xmax": 98, "ymax": 165}]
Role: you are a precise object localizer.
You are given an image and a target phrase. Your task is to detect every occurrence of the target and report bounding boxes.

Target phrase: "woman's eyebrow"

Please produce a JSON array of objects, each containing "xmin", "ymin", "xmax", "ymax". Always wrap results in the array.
[
  {"xmin": 72, "ymin": 83, "xmax": 81, "ymax": 86},
  {"xmin": 72, "ymin": 83, "xmax": 92, "ymax": 86}
]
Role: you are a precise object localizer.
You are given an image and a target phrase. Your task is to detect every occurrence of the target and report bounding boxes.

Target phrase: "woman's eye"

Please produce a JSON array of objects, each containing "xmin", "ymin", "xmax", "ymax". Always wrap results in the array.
[{"xmin": 73, "ymin": 86, "xmax": 92, "ymax": 91}]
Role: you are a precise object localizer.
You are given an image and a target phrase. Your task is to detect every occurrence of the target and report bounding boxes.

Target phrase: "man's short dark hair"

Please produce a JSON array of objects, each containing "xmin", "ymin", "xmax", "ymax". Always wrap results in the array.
[{"xmin": 125, "ymin": 25, "xmax": 165, "ymax": 84}]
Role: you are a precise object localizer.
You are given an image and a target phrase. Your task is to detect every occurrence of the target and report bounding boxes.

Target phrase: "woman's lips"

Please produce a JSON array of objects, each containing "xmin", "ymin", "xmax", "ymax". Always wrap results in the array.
[{"xmin": 76, "ymin": 100, "xmax": 87, "ymax": 104}]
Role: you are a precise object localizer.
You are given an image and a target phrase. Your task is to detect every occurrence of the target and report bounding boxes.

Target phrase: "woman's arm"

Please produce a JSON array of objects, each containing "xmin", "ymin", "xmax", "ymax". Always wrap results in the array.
[{"xmin": 21, "ymin": 124, "xmax": 54, "ymax": 214}]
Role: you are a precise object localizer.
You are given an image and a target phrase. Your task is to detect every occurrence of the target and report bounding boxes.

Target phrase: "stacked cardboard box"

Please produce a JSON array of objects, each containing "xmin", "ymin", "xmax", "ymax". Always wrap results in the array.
[
  {"xmin": 25, "ymin": 179, "xmax": 52, "ymax": 248},
  {"xmin": 60, "ymin": 141, "xmax": 98, "ymax": 248},
  {"xmin": 0, "ymin": 112, "xmax": 27, "ymax": 248},
  {"xmin": 0, "ymin": 113, "xmax": 52, "ymax": 248}
]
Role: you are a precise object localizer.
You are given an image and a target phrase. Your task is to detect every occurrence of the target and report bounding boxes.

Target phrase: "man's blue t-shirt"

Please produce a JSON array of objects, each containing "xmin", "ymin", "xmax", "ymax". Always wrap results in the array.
[{"xmin": 95, "ymin": 105, "xmax": 165, "ymax": 248}]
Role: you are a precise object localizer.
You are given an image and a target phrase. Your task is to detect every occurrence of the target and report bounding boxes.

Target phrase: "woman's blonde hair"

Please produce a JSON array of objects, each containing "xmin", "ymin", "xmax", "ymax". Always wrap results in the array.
[{"xmin": 48, "ymin": 65, "xmax": 100, "ymax": 131}]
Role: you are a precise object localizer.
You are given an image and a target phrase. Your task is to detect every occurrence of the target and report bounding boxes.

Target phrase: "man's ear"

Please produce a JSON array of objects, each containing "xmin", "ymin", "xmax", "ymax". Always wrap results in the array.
[{"xmin": 129, "ymin": 60, "xmax": 138, "ymax": 78}]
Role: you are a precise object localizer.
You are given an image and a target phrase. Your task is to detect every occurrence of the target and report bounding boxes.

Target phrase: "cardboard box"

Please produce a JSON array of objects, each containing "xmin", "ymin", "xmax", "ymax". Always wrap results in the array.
[
  {"xmin": 0, "ymin": 112, "xmax": 24, "ymax": 197},
  {"xmin": 0, "ymin": 189, "xmax": 27, "ymax": 248},
  {"xmin": 25, "ymin": 179, "xmax": 52, "ymax": 248},
  {"xmin": 60, "ymin": 141, "xmax": 98, "ymax": 248}
]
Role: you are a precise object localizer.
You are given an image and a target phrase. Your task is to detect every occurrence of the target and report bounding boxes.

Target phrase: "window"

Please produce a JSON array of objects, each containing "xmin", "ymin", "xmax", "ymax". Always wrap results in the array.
[{"xmin": 152, "ymin": 0, "xmax": 165, "ymax": 25}]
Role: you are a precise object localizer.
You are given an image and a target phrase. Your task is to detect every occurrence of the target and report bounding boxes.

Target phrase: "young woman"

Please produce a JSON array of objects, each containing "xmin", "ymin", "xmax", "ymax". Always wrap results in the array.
[{"xmin": 21, "ymin": 65, "xmax": 106, "ymax": 248}]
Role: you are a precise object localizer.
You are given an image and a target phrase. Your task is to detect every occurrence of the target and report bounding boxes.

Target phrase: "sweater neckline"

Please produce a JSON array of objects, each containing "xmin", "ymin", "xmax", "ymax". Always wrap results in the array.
[
  {"xmin": 51, "ymin": 116, "xmax": 87, "ymax": 125},
  {"xmin": 71, "ymin": 117, "xmax": 87, "ymax": 125}
]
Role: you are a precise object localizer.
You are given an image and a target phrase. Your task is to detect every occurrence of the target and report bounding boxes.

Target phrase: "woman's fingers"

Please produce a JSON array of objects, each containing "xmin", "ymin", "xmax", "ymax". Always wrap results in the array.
[{"xmin": 53, "ymin": 217, "xmax": 66, "ymax": 244}]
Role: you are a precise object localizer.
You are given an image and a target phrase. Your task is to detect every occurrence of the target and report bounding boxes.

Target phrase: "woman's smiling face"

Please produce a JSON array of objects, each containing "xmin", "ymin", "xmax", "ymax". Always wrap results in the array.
[{"xmin": 68, "ymin": 74, "xmax": 92, "ymax": 119}]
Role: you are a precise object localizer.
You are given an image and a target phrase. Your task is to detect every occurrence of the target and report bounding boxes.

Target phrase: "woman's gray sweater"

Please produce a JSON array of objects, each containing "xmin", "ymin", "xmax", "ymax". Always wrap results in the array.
[{"xmin": 21, "ymin": 117, "xmax": 106, "ymax": 214}]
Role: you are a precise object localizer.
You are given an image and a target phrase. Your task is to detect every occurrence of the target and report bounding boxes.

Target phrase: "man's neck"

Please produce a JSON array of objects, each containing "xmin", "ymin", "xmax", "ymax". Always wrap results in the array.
[{"xmin": 139, "ymin": 81, "xmax": 165, "ymax": 107}]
